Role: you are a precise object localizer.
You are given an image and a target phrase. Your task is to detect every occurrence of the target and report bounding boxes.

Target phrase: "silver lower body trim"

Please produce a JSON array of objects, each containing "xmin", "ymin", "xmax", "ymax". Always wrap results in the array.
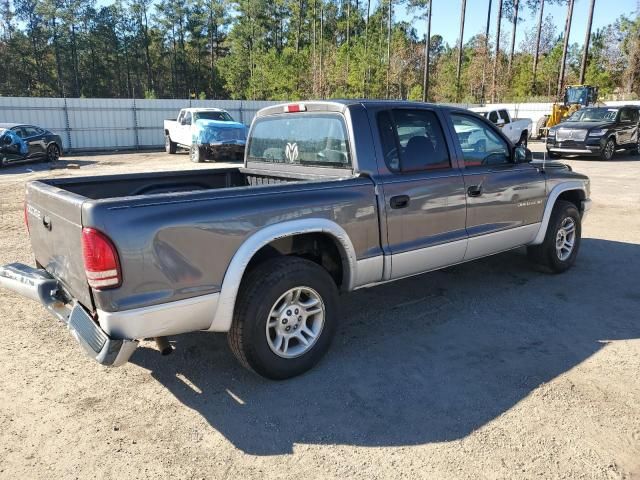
[
  {"xmin": 390, "ymin": 239, "xmax": 467, "ymax": 279},
  {"xmin": 98, "ymin": 292, "xmax": 219, "ymax": 339},
  {"xmin": 465, "ymin": 223, "xmax": 540, "ymax": 260}
]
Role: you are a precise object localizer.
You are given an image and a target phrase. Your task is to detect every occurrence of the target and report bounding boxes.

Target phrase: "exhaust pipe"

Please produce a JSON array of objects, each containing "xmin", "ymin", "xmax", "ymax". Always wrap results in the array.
[{"xmin": 154, "ymin": 337, "xmax": 173, "ymax": 356}]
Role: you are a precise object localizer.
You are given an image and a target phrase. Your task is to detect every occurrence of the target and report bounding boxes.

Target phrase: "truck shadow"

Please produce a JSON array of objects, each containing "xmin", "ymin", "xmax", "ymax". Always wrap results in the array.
[{"xmin": 131, "ymin": 238, "xmax": 640, "ymax": 455}]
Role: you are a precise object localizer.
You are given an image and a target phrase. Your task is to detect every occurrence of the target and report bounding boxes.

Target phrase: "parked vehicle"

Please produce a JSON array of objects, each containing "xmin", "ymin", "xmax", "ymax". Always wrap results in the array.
[
  {"xmin": 163, "ymin": 108, "xmax": 247, "ymax": 163},
  {"xmin": 546, "ymin": 106, "xmax": 640, "ymax": 160},
  {"xmin": 0, "ymin": 101, "xmax": 591, "ymax": 379},
  {"xmin": 0, "ymin": 123, "xmax": 62, "ymax": 167},
  {"xmin": 470, "ymin": 107, "xmax": 531, "ymax": 147}
]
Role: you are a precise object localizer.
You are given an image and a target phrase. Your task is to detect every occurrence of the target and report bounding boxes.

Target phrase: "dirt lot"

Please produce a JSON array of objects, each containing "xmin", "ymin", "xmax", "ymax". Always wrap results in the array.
[{"xmin": 0, "ymin": 147, "xmax": 639, "ymax": 479}]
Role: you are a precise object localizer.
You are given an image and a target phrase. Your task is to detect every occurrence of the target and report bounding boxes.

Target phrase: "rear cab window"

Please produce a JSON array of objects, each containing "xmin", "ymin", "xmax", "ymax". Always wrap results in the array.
[
  {"xmin": 247, "ymin": 113, "xmax": 351, "ymax": 168},
  {"xmin": 377, "ymin": 109, "xmax": 451, "ymax": 173}
]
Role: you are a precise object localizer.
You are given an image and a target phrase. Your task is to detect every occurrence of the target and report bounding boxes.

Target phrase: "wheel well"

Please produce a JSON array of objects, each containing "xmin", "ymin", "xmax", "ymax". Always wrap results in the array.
[
  {"xmin": 557, "ymin": 189, "xmax": 585, "ymax": 213},
  {"xmin": 245, "ymin": 233, "xmax": 345, "ymax": 289},
  {"xmin": 164, "ymin": 129, "xmax": 169, "ymax": 136}
]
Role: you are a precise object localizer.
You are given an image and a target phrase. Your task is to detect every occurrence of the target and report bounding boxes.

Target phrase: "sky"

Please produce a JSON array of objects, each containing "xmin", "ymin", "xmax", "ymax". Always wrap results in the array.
[{"xmin": 397, "ymin": 0, "xmax": 638, "ymax": 49}]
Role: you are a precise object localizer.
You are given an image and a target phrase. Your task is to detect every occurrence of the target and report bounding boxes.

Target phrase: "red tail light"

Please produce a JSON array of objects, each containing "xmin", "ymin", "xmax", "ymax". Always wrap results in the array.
[
  {"xmin": 283, "ymin": 103, "xmax": 306, "ymax": 113},
  {"xmin": 81, "ymin": 227, "xmax": 121, "ymax": 289}
]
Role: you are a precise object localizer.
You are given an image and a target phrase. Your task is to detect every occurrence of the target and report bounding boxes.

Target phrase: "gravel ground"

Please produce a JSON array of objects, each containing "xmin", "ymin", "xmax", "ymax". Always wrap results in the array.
[{"xmin": 0, "ymin": 145, "xmax": 639, "ymax": 479}]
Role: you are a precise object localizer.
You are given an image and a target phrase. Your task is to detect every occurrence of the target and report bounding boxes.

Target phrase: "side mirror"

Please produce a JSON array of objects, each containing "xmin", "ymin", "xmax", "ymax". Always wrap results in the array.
[{"xmin": 514, "ymin": 146, "xmax": 532, "ymax": 163}]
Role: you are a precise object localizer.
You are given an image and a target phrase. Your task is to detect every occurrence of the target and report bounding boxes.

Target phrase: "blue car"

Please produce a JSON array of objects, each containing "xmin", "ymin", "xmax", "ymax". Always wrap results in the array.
[{"xmin": 0, "ymin": 123, "xmax": 63, "ymax": 168}]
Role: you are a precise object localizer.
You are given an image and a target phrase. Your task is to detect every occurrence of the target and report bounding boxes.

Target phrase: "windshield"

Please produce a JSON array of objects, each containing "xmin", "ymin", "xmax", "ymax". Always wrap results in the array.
[
  {"xmin": 248, "ymin": 113, "xmax": 351, "ymax": 168},
  {"xmin": 194, "ymin": 111, "xmax": 233, "ymax": 122},
  {"xmin": 565, "ymin": 87, "xmax": 591, "ymax": 105},
  {"xmin": 567, "ymin": 108, "xmax": 618, "ymax": 122}
]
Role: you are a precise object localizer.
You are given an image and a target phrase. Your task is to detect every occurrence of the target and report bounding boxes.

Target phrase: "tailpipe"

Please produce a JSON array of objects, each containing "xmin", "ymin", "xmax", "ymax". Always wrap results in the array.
[{"xmin": 154, "ymin": 337, "xmax": 173, "ymax": 356}]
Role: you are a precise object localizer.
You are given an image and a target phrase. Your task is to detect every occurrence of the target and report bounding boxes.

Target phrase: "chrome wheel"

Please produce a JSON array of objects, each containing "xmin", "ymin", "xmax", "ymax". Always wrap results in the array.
[
  {"xmin": 555, "ymin": 217, "xmax": 576, "ymax": 261},
  {"xmin": 603, "ymin": 139, "xmax": 615, "ymax": 160},
  {"xmin": 266, "ymin": 286, "xmax": 325, "ymax": 358}
]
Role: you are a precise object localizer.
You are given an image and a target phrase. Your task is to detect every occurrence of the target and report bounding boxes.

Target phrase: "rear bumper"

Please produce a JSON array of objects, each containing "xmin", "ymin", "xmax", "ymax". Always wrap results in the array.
[{"xmin": 0, "ymin": 263, "xmax": 138, "ymax": 366}]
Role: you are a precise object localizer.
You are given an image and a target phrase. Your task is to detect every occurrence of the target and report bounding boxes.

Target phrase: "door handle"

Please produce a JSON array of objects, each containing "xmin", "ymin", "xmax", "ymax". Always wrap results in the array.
[
  {"xmin": 467, "ymin": 185, "xmax": 483, "ymax": 197},
  {"xmin": 390, "ymin": 195, "xmax": 410, "ymax": 209}
]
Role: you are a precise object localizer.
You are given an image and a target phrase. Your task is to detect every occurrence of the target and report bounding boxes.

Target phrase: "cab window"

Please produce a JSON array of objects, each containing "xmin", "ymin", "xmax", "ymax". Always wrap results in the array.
[
  {"xmin": 377, "ymin": 109, "xmax": 450, "ymax": 173},
  {"xmin": 488, "ymin": 111, "xmax": 499, "ymax": 124},
  {"xmin": 498, "ymin": 110, "xmax": 511, "ymax": 124},
  {"xmin": 451, "ymin": 113, "xmax": 510, "ymax": 167},
  {"xmin": 620, "ymin": 108, "xmax": 639, "ymax": 123}
]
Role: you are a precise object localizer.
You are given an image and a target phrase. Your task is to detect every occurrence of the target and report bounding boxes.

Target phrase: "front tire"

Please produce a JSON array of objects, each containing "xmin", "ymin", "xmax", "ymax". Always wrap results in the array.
[
  {"xmin": 190, "ymin": 144, "xmax": 207, "ymax": 163},
  {"xmin": 547, "ymin": 149, "xmax": 561, "ymax": 159},
  {"xmin": 527, "ymin": 200, "xmax": 581, "ymax": 273},
  {"xmin": 228, "ymin": 257, "xmax": 339, "ymax": 380},
  {"xmin": 601, "ymin": 138, "xmax": 615, "ymax": 161},
  {"xmin": 46, "ymin": 144, "xmax": 60, "ymax": 163}
]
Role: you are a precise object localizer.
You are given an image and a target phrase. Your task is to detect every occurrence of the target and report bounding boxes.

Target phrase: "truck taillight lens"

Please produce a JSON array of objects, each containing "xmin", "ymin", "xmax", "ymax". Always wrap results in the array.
[
  {"xmin": 81, "ymin": 228, "xmax": 121, "ymax": 289},
  {"xmin": 283, "ymin": 103, "xmax": 306, "ymax": 113}
]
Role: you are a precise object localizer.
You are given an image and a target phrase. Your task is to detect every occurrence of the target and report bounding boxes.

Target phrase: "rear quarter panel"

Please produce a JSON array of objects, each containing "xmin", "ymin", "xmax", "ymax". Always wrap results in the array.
[{"xmin": 83, "ymin": 177, "xmax": 381, "ymax": 312}]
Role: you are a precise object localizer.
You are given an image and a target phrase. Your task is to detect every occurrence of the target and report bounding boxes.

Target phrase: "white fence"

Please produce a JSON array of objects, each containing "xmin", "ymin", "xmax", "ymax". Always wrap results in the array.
[
  {"xmin": 0, "ymin": 97, "xmax": 279, "ymax": 151},
  {"xmin": 0, "ymin": 97, "xmax": 638, "ymax": 152}
]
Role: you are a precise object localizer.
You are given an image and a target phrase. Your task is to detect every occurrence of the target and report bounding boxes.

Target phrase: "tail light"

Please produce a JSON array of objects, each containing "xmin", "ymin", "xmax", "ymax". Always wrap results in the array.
[
  {"xmin": 283, "ymin": 103, "xmax": 306, "ymax": 113},
  {"xmin": 81, "ymin": 227, "xmax": 121, "ymax": 289}
]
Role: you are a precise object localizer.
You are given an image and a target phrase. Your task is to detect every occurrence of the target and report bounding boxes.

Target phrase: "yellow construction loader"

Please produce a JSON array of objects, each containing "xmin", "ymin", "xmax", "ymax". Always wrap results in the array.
[{"xmin": 536, "ymin": 85, "xmax": 599, "ymax": 138}]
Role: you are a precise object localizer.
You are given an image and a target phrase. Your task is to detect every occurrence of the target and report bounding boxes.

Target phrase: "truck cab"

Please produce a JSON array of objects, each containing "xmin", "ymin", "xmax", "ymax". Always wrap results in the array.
[{"xmin": 470, "ymin": 107, "xmax": 531, "ymax": 147}]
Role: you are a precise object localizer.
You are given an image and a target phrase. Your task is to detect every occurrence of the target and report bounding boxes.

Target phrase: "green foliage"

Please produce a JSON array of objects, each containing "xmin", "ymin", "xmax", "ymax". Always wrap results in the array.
[{"xmin": 0, "ymin": 0, "xmax": 636, "ymax": 102}]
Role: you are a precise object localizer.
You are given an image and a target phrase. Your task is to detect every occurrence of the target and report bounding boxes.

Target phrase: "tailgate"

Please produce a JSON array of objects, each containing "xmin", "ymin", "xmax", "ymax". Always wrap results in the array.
[{"xmin": 26, "ymin": 181, "xmax": 93, "ymax": 309}]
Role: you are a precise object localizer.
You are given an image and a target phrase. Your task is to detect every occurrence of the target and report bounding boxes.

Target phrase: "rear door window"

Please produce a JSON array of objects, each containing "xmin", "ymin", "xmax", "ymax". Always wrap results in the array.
[
  {"xmin": 377, "ymin": 109, "xmax": 451, "ymax": 173},
  {"xmin": 248, "ymin": 113, "xmax": 351, "ymax": 168}
]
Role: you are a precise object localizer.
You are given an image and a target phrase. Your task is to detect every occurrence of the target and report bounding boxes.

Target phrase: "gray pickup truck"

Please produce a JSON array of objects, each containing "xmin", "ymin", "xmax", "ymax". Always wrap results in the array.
[{"xmin": 0, "ymin": 100, "xmax": 591, "ymax": 379}]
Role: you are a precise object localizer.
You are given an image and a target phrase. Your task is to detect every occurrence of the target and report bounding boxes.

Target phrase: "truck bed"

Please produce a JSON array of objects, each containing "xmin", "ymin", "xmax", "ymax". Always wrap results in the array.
[
  {"xmin": 25, "ymin": 165, "xmax": 372, "ymax": 315},
  {"xmin": 41, "ymin": 167, "xmax": 312, "ymax": 200}
]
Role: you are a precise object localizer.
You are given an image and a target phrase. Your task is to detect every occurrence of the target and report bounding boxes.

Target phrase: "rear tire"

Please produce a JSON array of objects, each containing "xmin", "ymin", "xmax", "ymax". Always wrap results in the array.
[
  {"xmin": 527, "ymin": 200, "xmax": 581, "ymax": 274},
  {"xmin": 600, "ymin": 138, "xmax": 615, "ymax": 161},
  {"xmin": 517, "ymin": 131, "xmax": 528, "ymax": 148},
  {"xmin": 165, "ymin": 134, "xmax": 177, "ymax": 154},
  {"xmin": 228, "ymin": 257, "xmax": 339, "ymax": 380},
  {"xmin": 46, "ymin": 144, "xmax": 60, "ymax": 163},
  {"xmin": 536, "ymin": 115, "xmax": 550, "ymax": 139}
]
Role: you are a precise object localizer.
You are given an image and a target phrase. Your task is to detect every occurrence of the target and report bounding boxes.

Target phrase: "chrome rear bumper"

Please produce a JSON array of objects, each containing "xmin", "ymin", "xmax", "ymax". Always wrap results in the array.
[{"xmin": 0, "ymin": 263, "xmax": 138, "ymax": 366}]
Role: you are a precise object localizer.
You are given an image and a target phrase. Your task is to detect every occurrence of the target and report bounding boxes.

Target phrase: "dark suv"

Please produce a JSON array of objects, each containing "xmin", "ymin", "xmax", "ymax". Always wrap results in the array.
[{"xmin": 546, "ymin": 106, "xmax": 639, "ymax": 160}]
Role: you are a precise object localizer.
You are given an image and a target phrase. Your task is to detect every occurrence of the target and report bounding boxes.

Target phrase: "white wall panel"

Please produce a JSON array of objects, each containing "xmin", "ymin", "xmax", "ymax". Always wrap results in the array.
[{"xmin": 0, "ymin": 97, "xmax": 638, "ymax": 151}]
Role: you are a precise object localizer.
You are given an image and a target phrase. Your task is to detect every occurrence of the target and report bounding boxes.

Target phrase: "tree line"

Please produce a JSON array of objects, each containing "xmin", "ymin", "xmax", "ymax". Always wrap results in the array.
[{"xmin": 0, "ymin": 0, "xmax": 638, "ymax": 103}]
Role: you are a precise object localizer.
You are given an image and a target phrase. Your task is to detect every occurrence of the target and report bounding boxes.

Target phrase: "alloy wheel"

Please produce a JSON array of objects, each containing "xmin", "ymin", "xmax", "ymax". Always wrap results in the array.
[{"xmin": 266, "ymin": 286, "xmax": 325, "ymax": 358}]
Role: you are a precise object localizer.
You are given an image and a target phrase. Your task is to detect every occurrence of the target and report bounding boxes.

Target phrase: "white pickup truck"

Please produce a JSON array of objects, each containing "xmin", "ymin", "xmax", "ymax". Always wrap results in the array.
[
  {"xmin": 470, "ymin": 107, "xmax": 531, "ymax": 147},
  {"xmin": 163, "ymin": 108, "xmax": 247, "ymax": 162}
]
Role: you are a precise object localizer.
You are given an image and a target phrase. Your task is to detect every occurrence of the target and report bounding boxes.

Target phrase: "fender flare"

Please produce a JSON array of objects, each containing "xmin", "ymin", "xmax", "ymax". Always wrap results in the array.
[
  {"xmin": 530, "ymin": 181, "xmax": 587, "ymax": 245},
  {"xmin": 207, "ymin": 218, "xmax": 357, "ymax": 332}
]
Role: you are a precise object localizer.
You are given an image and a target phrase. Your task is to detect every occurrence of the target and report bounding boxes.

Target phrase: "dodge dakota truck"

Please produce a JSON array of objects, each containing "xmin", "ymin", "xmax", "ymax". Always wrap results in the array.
[
  {"xmin": 470, "ymin": 107, "xmax": 531, "ymax": 147},
  {"xmin": 0, "ymin": 101, "xmax": 591, "ymax": 380},
  {"xmin": 164, "ymin": 108, "xmax": 246, "ymax": 162}
]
